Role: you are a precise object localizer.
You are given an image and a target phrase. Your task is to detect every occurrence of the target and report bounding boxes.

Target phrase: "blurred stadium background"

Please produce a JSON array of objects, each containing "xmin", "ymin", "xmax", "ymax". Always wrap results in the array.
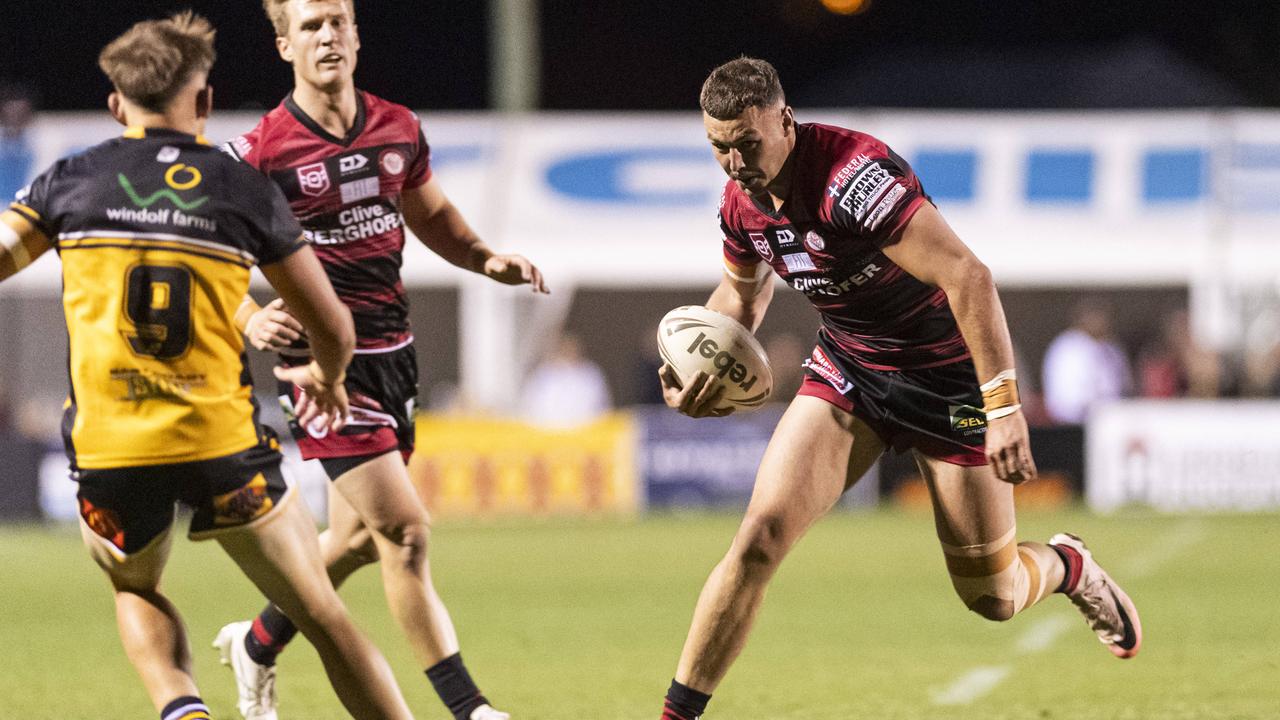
[{"xmin": 1, "ymin": 1, "xmax": 1278, "ymax": 717}]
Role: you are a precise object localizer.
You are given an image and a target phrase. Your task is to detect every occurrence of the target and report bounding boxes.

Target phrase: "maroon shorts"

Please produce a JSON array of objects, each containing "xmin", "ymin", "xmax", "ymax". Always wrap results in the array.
[
  {"xmin": 797, "ymin": 332, "xmax": 987, "ymax": 466},
  {"xmin": 278, "ymin": 344, "xmax": 417, "ymax": 479}
]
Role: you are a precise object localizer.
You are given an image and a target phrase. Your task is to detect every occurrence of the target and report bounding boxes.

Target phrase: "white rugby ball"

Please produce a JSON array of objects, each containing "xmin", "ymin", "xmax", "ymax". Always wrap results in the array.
[{"xmin": 657, "ymin": 305, "xmax": 772, "ymax": 411}]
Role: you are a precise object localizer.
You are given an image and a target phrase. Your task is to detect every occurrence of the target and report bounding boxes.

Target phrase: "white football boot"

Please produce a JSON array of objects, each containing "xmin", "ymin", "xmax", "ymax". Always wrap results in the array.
[
  {"xmin": 470, "ymin": 704, "xmax": 512, "ymax": 720},
  {"xmin": 214, "ymin": 621, "xmax": 280, "ymax": 720},
  {"xmin": 1050, "ymin": 533, "xmax": 1142, "ymax": 658}
]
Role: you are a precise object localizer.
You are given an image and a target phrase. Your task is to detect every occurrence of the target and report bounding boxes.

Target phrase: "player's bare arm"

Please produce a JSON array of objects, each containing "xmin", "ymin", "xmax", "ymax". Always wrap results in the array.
[
  {"xmin": 400, "ymin": 177, "xmax": 548, "ymax": 293},
  {"xmin": 0, "ymin": 209, "xmax": 52, "ymax": 282},
  {"xmin": 259, "ymin": 243, "xmax": 356, "ymax": 430},
  {"xmin": 880, "ymin": 202, "xmax": 1036, "ymax": 484},
  {"xmin": 660, "ymin": 262, "xmax": 774, "ymax": 418}
]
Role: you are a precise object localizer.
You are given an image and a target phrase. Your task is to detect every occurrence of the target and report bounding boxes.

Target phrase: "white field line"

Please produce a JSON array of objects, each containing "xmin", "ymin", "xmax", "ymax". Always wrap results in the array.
[
  {"xmin": 929, "ymin": 666, "xmax": 1012, "ymax": 706},
  {"xmin": 929, "ymin": 519, "xmax": 1204, "ymax": 707}
]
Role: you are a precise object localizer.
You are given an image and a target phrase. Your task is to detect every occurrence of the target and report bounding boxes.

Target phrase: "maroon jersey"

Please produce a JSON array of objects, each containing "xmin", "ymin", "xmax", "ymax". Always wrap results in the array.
[
  {"xmin": 720, "ymin": 123, "xmax": 969, "ymax": 371},
  {"xmin": 225, "ymin": 91, "xmax": 432, "ymax": 351}
]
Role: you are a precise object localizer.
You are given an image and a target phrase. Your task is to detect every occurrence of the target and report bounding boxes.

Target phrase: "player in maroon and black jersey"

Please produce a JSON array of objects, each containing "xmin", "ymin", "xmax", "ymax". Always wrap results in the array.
[
  {"xmin": 212, "ymin": 2, "xmax": 544, "ymax": 720},
  {"xmin": 655, "ymin": 58, "xmax": 1142, "ymax": 720}
]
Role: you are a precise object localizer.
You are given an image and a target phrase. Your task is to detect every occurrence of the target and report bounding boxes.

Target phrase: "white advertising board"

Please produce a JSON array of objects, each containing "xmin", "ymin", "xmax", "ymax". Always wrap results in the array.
[
  {"xmin": 3, "ymin": 109, "xmax": 1272, "ymax": 293},
  {"xmin": 1087, "ymin": 400, "xmax": 1280, "ymax": 511}
]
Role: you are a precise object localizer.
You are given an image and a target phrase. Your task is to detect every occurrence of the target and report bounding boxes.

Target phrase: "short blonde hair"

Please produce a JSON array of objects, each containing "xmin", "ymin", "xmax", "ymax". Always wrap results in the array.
[
  {"xmin": 262, "ymin": 0, "xmax": 356, "ymax": 37},
  {"xmin": 98, "ymin": 11, "xmax": 216, "ymax": 114}
]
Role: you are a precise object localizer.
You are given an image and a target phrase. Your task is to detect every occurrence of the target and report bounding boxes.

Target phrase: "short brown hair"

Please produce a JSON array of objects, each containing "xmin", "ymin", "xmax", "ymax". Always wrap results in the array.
[
  {"xmin": 98, "ymin": 11, "xmax": 216, "ymax": 114},
  {"xmin": 262, "ymin": 0, "xmax": 356, "ymax": 37},
  {"xmin": 700, "ymin": 57, "xmax": 786, "ymax": 120}
]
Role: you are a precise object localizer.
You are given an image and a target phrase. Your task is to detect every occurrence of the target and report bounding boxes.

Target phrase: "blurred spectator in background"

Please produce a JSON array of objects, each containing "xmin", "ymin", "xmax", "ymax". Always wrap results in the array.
[
  {"xmin": 1242, "ymin": 344, "xmax": 1280, "ymax": 397},
  {"xmin": 763, "ymin": 332, "xmax": 807, "ymax": 400},
  {"xmin": 1138, "ymin": 308, "xmax": 1228, "ymax": 398},
  {"xmin": 1241, "ymin": 304, "xmax": 1280, "ymax": 396},
  {"xmin": 521, "ymin": 333, "xmax": 612, "ymax": 427},
  {"xmin": 1042, "ymin": 299, "xmax": 1131, "ymax": 423},
  {"xmin": 0, "ymin": 84, "xmax": 36, "ymax": 201}
]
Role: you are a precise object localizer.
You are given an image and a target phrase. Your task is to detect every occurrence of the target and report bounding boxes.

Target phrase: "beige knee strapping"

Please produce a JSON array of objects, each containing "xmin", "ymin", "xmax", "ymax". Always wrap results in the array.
[{"xmin": 940, "ymin": 527, "xmax": 1055, "ymax": 619}]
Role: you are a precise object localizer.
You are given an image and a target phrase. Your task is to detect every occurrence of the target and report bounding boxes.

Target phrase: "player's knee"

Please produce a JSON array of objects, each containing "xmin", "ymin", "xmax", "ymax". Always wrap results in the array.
[
  {"xmin": 965, "ymin": 594, "xmax": 1016, "ymax": 622},
  {"xmin": 733, "ymin": 513, "xmax": 792, "ymax": 572},
  {"xmin": 374, "ymin": 518, "xmax": 431, "ymax": 570},
  {"xmin": 953, "ymin": 577, "xmax": 1017, "ymax": 622}
]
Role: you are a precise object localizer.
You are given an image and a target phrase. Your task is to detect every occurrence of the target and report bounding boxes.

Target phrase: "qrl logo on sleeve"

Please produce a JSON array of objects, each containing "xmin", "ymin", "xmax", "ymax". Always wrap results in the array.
[
  {"xmin": 684, "ymin": 331, "xmax": 761, "ymax": 392},
  {"xmin": 296, "ymin": 162, "xmax": 331, "ymax": 197}
]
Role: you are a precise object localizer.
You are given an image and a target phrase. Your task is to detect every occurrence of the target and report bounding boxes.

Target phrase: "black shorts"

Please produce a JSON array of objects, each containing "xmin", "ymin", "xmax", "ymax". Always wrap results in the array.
[
  {"xmin": 798, "ymin": 332, "xmax": 988, "ymax": 466},
  {"xmin": 75, "ymin": 438, "xmax": 290, "ymax": 555},
  {"xmin": 279, "ymin": 343, "xmax": 418, "ymax": 479}
]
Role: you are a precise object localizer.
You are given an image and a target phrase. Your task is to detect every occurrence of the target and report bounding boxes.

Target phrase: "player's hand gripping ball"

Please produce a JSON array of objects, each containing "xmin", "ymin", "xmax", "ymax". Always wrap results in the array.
[{"xmin": 657, "ymin": 305, "xmax": 772, "ymax": 414}]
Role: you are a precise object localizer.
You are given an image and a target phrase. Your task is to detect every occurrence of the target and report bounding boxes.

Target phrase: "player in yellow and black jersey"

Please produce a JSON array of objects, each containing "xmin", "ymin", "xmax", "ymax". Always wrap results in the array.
[
  {"xmin": 13, "ymin": 123, "xmax": 301, "ymax": 468},
  {"xmin": 0, "ymin": 12, "xmax": 419, "ymax": 720}
]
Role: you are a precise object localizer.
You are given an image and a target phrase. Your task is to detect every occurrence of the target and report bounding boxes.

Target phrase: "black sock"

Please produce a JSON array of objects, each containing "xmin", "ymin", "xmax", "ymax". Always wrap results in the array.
[
  {"xmin": 663, "ymin": 679, "xmax": 712, "ymax": 720},
  {"xmin": 244, "ymin": 604, "xmax": 299, "ymax": 666},
  {"xmin": 160, "ymin": 695, "xmax": 210, "ymax": 720},
  {"xmin": 426, "ymin": 653, "xmax": 490, "ymax": 720}
]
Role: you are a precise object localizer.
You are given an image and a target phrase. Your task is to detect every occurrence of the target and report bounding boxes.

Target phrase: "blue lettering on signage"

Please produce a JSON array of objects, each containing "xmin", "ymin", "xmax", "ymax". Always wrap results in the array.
[
  {"xmin": 545, "ymin": 148, "xmax": 711, "ymax": 206},
  {"xmin": 911, "ymin": 149, "xmax": 977, "ymax": 202},
  {"xmin": 1142, "ymin": 149, "xmax": 1206, "ymax": 203},
  {"xmin": 1025, "ymin": 149, "xmax": 1094, "ymax": 204}
]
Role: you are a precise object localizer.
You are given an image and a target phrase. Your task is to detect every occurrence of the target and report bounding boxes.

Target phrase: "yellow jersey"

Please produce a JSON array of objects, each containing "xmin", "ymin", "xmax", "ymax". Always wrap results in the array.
[{"xmin": 8, "ymin": 127, "xmax": 304, "ymax": 469}]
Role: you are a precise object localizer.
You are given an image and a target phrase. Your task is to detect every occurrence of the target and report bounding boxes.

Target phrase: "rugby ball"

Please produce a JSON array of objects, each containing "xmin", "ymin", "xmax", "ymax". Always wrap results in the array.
[{"xmin": 657, "ymin": 305, "xmax": 772, "ymax": 411}]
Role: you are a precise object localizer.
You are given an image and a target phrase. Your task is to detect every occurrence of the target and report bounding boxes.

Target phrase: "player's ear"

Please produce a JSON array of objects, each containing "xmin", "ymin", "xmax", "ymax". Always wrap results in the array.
[
  {"xmin": 196, "ymin": 85, "xmax": 213, "ymax": 120},
  {"xmin": 276, "ymin": 34, "xmax": 293, "ymax": 62},
  {"xmin": 107, "ymin": 92, "xmax": 126, "ymax": 127},
  {"xmin": 781, "ymin": 106, "xmax": 795, "ymax": 134}
]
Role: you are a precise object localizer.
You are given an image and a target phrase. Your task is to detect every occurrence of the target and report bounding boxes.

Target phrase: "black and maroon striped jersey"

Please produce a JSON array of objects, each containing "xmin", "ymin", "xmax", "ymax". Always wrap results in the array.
[
  {"xmin": 225, "ymin": 90, "xmax": 431, "ymax": 351},
  {"xmin": 720, "ymin": 123, "xmax": 969, "ymax": 371}
]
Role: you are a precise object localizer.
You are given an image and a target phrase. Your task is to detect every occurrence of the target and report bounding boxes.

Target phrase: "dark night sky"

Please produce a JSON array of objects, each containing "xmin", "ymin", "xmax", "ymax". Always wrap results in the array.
[{"xmin": 2, "ymin": 0, "xmax": 1278, "ymax": 110}]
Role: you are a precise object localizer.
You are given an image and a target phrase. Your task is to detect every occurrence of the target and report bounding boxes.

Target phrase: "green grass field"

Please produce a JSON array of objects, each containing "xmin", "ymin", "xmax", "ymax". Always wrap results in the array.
[{"xmin": 1, "ymin": 509, "xmax": 1276, "ymax": 719}]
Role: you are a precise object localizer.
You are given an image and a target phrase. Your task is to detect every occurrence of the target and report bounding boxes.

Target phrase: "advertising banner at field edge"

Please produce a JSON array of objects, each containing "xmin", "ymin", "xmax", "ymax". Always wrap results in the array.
[
  {"xmin": 634, "ymin": 405, "xmax": 879, "ymax": 509},
  {"xmin": 1086, "ymin": 400, "xmax": 1280, "ymax": 511}
]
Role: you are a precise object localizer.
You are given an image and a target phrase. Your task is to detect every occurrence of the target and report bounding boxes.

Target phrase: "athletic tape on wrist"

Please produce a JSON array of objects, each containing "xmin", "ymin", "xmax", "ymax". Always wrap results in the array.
[
  {"xmin": 985, "ymin": 404, "xmax": 1022, "ymax": 420},
  {"xmin": 981, "ymin": 368, "xmax": 1020, "ymax": 413}
]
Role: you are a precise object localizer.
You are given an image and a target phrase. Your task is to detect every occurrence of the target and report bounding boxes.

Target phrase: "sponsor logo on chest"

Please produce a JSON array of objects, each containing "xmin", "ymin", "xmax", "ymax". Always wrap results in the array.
[
  {"xmin": 380, "ymin": 148, "xmax": 406, "ymax": 176},
  {"xmin": 339, "ymin": 152, "xmax": 370, "ymax": 175},
  {"xmin": 303, "ymin": 202, "xmax": 405, "ymax": 245},
  {"xmin": 804, "ymin": 230, "xmax": 825, "ymax": 252},
  {"xmin": 790, "ymin": 262, "xmax": 884, "ymax": 297}
]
